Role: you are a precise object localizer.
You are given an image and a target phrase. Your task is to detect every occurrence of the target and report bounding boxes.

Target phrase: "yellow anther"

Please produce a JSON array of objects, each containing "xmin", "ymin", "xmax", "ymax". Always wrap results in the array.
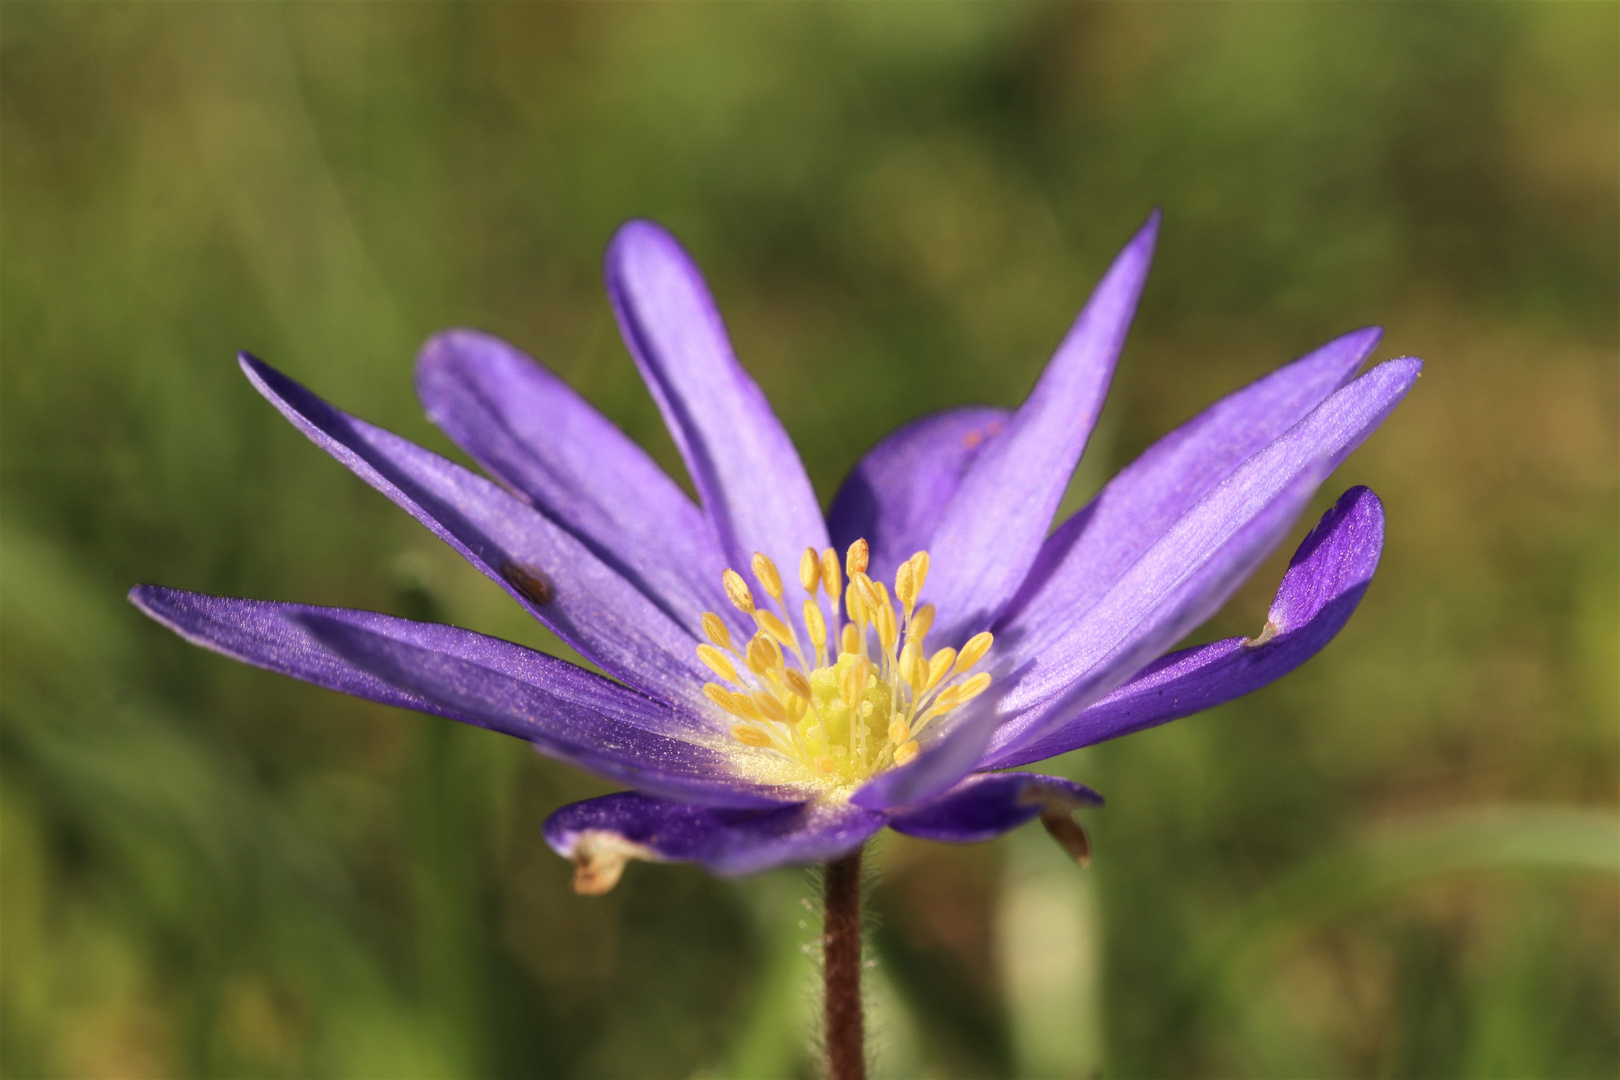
[
  {"xmin": 846, "ymin": 538, "xmax": 869, "ymax": 578},
  {"xmin": 851, "ymin": 571, "xmax": 879, "ymax": 610},
  {"xmin": 908, "ymin": 602, "xmax": 935, "ymax": 644},
  {"xmin": 888, "ymin": 718, "xmax": 910, "ymax": 746},
  {"xmin": 751, "ymin": 552, "xmax": 784, "ymax": 601},
  {"xmin": 708, "ymin": 683, "xmax": 763, "ymax": 721},
  {"xmin": 874, "ymin": 600, "xmax": 898, "ymax": 655},
  {"xmin": 816, "ymin": 755, "xmax": 838, "ymax": 774},
  {"xmin": 909, "ymin": 551, "xmax": 930, "ymax": 600},
  {"xmin": 840, "ymin": 623, "xmax": 860, "ymax": 657},
  {"xmin": 756, "ymin": 609, "xmax": 797, "ymax": 649},
  {"xmin": 702, "ymin": 612, "xmax": 734, "ymax": 652},
  {"xmin": 783, "ymin": 668, "xmax": 812, "ymax": 700},
  {"xmin": 803, "ymin": 600, "xmax": 827, "ymax": 651},
  {"xmin": 900, "ymin": 640, "xmax": 925, "ymax": 691},
  {"xmin": 722, "ymin": 569, "xmax": 755, "ymax": 614},
  {"xmin": 893, "ymin": 740, "xmax": 920, "ymax": 767},
  {"xmin": 820, "ymin": 547, "xmax": 842, "ymax": 603},
  {"xmin": 926, "ymin": 647, "xmax": 957, "ymax": 690},
  {"xmin": 746, "ymin": 633, "xmax": 782, "ymax": 675},
  {"xmin": 753, "ymin": 691, "xmax": 789, "ymax": 723},
  {"xmin": 786, "ymin": 693, "xmax": 808, "ymax": 721},
  {"xmin": 844, "ymin": 582, "xmax": 866, "ymax": 625},
  {"xmin": 931, "ymin": 685, "xmax": 964, "ymax": 714},
  {"xmin": 895, "ymin": 560, "xmax": 916, "ymax": 613},
  {"xmin": 732, "ymin": 724, "xmax": 772, "ymax": 748},
  {"xmin": 955, "ymin": 631, "xmax": 994, "ymax": 673},
  {"xmin": 840, "ymin": 660, "xmax": 866, "ymax": 712},
  {"xmin": 957, "ymin": 671, "xmax": 992, "ymax": 703},
  {"xmin": 799, "ymin": 548, "xmax": 821, "ymax": 594},
  {"xmin": 696, "ymin": 644, "xmax": 738, "ymax": 684}
]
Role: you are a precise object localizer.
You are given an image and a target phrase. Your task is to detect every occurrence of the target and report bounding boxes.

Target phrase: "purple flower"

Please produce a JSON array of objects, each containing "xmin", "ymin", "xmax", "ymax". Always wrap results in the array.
[{"xmin": 130, "ymin": 215, "xmax": 1419, "ymax": 894}]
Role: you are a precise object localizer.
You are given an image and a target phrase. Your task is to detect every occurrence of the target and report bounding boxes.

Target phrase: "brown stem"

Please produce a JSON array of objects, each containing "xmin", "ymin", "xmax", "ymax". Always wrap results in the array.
[{"xmin": 823, "ymin": 847, "xmax": 866, "ymax": 1080}]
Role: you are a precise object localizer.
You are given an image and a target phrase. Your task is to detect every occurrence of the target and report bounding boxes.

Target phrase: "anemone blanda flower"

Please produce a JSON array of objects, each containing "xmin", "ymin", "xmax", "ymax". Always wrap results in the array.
[{"xmin": 130, "ymin": 214, "xmax": 1419, "ymax": 893}]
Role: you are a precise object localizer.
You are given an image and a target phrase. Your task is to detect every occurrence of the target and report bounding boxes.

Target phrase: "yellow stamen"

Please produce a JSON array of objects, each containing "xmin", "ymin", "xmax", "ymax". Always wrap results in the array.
[
  {"xmin": 874, "ymin": 600, "xmax": 897, "ymax": 656},
  {"xmin": 702, "ymin": 612, "xmax": 734, "ymax": 652},
  {"xmin": 751, "ymin": 552, "xmax": 784, "ymax": 602},
  {"xmin": 909, "ymin": 602, "xmax": 935, "ymax": 644},
  {"xmin": 699, "ymin": 537, "xmax": 995, "ymax": 788},
  {"xmin": 844, "ymin": 582, "xmax": 866, "ymax": 626},
  {"xmin": 732, "ymin": 724, "xmax": 772, "ymax": 748},
  {"xmin": 803, "ymin": 600, "xmax": 827, "ymax": 654},
  {"xmin": 753, "ymin": 691, "xmax": 789, "ymax": 723},
  {"xmin": 722, "ymin": 569, "xmax": 755, "ymax": 614},
  {"xmin": 957, "ymin": 671, "xmax": 992, "ymax": 703},
  {"xmin": 783, "ymin": 668, "xmax": 812, "ymax": 700},
  {"xmin": 846, "ymin": 538, "xmax": 869, "ymax": 578},
  {"xmin": 745, "ymin": 633, "xmax": 782, "ymax": 676},
  {"xmin": 756, "ymin": 609, "xmax": 797, "ymax": 649},
  {"xmin": 820, "ymin": 547, "xmax": 842, "ymax": 603},
  {"xmin": 895, "ymin": 560, "xmax": 916, "ymax": 616},
  {"xmin": 955, "ymin": 631, "xmax": 994, "ymax": 674},
  {"xmin": 696, "ymin": 644, "xmax": 738, "ymax": 684},
  {"xmin": 909, "ymin": 551, "xmax": 930, "ymax": 601},
  {"xmin": 799, "ymin": 548, "xmax": 821, "ymax": 594}
]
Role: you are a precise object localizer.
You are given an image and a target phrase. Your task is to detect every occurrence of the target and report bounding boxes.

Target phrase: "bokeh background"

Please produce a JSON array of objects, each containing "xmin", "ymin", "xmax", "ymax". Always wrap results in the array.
[{"xmin": 3, "ymin": 3, "xmax": 1616, "ymax": 1077}]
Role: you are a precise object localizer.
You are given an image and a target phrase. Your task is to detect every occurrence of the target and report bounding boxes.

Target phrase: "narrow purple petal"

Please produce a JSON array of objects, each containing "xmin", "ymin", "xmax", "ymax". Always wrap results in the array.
[
  {"xmin": 239, "ymin": 353, "xmax": 712, "ymax": 708},
  {"xmin": 925, "ymin": 212, "xmax": 1159, "ymax": 645},
  {"xmin": 982, "ymin": 486, "xmax": 1385, "ymax": 768},
  {"xmin": 885, "ymin": 772, "xmax": 1102, "ymax": 844},
  {"xmin": 996, "ymin": 326, "xmax": 1381, "ymax": 634},
  {"xmin": 604, "ymin": 221, "xmax": 828, "ymax": 605},
  {"xmin": 544, "ymin": 792, "xmax": 884, "ymax": 888},
  {"xmin": 826, "ymin": 406, "xmax": 1010, "ymax": 588},
  {"xmin": 129, "ymin": 586, "xmax": 790, "ymax": 807},
  {"xmin": 416, "ymin": 329, "xmax": 733, "ymax": 634},
  {"xmin": 997, "ymin": 357, "xmax": 1421, "ymax": 668},
  {"xmin": 852, "ymin": 464, "xmax": 1323, "ymax": 810},
  {"xmin": 297, "ymin": 611, "xmax": 802, "ymax": 808},
  {"xmin": 128, "ymin": 585, "xmax": 718, "ymax": 737}
]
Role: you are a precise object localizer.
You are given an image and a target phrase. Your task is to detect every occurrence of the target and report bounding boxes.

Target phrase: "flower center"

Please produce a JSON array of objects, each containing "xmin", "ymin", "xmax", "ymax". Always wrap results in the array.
[{"xmin": 694, "ymin": 539, "xmax": 993, "ymax": 786}]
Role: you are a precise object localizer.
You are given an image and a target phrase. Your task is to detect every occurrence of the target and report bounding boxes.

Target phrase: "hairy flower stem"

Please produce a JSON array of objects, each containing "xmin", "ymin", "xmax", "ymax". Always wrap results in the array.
[{"xmin": 823, "ymin": 847, "xmax": 866, "ymax": 1080}]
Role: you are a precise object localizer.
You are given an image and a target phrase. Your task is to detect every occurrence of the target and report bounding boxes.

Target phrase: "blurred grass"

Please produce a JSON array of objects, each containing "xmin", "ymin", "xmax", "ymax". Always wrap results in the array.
[{"xmin": 2, "ymin": 3, "xmax": 1615, "ymax": 1077}]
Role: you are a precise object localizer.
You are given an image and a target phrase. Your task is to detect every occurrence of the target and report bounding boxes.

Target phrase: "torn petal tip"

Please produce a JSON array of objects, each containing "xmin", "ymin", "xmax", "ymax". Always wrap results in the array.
[
  {"xmin": 1040, "ymin": 810, "xmax": 1092, "ymax": 867},
  {"xmin": 567, "ymin": 831, "xmax": 656, "ymax": 896}
]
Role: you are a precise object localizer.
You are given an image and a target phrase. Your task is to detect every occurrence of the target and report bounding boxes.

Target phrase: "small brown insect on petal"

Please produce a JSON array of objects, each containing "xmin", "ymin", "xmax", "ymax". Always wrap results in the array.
[{"xmin": 501, "ymin": 560, "xmax": 554, "ymax": 606}]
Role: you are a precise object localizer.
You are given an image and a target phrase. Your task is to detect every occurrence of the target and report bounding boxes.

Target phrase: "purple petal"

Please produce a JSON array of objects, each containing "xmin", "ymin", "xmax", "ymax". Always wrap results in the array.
[
  {"xmin": 924, "ymin": 212, "xmax": 1159, "ymax": 645},
  {"xmin": 129, "ymin": 586, "xmax": 790, "ymax": 807},
  {"xmin": 997, "ymin": 357, "xmax": 1421, "ymax": 669},
  {"xmin": 853, "ymin": 464, "xmax": 1323, "ymax": 810},
  {"xmin": 544, "ymin": 791, "xmax": 885, "ymax": 889},
  {"xmin": 128, "ymin": 584, "xmax": 714, "ymax": 735},
  {"xmin": 604, "ymin": 221, "xmax": 828, "ymax": 605},
  {"xmin": 416, "ymin": 329, "xmax": 733, "ymax": 634},
  {"xmin": 296, "ymin": 610, "xmax": 802, "ymax": 808},
  {"xmin": 982, "ymin": 486, "xmax": 1385, "ymax": 768},
  {"xmin": 885, "ymin": 772, "xmax": 1102, "ymax": 844},
  {"xmin": 826, "ymin": 406, "xmax": 1011, "ymax": 590},
  {"xmin": 996, "ymin": 327, "xmax": 1381, "ymax": 635},
  {"xmin": 239, "ymin": 353, "xmax": 712, "ymax": 709}
]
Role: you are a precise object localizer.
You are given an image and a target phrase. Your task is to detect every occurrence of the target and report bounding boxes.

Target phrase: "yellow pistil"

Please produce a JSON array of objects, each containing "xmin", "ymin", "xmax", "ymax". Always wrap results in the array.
[{"xmin": 693, "ymin": 538, "xmax": 997, "ymax": 788}]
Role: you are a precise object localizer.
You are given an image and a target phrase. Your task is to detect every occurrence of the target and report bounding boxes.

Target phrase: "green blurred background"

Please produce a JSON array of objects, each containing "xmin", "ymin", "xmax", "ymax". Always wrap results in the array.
[{"xmin": 3, "ymin": 3, "xmax": 1616, "ymax": 1077}]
